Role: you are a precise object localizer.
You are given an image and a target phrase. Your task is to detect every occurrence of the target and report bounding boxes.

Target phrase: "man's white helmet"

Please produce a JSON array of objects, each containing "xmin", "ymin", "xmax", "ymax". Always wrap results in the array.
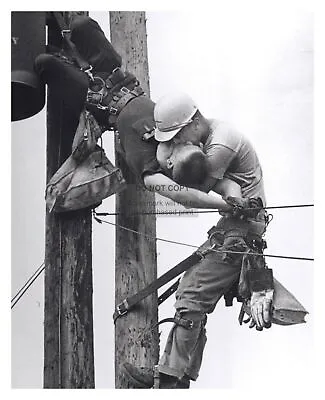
[{"xmin": 154, "ymin": 92, "xmax": 198, "ymax": 142}]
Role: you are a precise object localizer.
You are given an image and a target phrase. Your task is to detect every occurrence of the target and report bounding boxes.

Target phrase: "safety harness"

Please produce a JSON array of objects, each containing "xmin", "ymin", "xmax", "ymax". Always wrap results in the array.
[
  {"xmin": 51, "ymin": 12, "xmax": 145, "ymax": 131},
  {"xmin": 85, "ymin": 68, "xmax": 145, "ymax": 129},
  {"xmin": 111, "ymin": 209, "xmax": 271, "ymax": 326}
]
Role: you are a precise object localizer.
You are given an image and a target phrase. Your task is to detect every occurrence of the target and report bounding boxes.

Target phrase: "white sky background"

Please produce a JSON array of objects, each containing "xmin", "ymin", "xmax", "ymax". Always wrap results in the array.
[{"xmin": 9, "ymin": 2, "xmax": 321, "ymax": 394}]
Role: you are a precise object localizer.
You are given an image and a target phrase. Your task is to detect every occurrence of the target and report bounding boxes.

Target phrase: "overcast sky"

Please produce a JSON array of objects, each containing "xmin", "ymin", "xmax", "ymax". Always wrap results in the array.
[{"xmin": 10, "ymin": 3, "xmax": 320, "ymax": 394}]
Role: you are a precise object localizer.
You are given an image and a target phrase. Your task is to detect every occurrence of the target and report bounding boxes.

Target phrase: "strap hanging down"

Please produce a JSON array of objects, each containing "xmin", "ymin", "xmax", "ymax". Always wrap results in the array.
[
  {"xmin": 51, "ymin": 12, "xmax": 93, "ymax": 76},
  {"xmin": 113, "ymin": 253, "xmax": 201, "ymax": 323}
]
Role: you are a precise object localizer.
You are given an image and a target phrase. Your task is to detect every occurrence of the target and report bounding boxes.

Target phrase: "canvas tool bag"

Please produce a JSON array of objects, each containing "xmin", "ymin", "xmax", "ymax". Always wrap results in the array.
[
  {"xmin": 46, "ymin": 147, "xmax": 126, "ymax": 213},
  {"xmin": 46, "ymin": 111, "xmax": 126, "ymax": 213}
]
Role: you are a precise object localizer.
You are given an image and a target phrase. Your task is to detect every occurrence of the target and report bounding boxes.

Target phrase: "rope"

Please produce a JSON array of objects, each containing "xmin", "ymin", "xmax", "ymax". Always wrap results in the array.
[
  {"xmin": 94, "ymin": 203, "xmax": 314, "ymax": 217},
  {"xmin": 93, "ymin": 214, "xmax": 314, "ymax": 262},
  {"xmin": 11, "ymin": 262, "xmax": 45, "ymax": 309}
]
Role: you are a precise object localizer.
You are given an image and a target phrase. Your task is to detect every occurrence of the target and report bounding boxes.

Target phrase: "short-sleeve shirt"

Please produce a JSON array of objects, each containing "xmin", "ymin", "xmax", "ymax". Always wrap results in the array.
[
  {"xmin": 116, "ymin": 95, "xmax": 163, "ymax": 181},
  {"xmin": 204, "ymin": 119, "xmax": 266, "ymax": 205}
]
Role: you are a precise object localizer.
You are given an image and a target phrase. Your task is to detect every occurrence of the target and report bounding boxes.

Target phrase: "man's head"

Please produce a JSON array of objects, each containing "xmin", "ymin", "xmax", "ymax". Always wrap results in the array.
[
  {"xmin": 154, "ymin": 92, "xmax": 210, "ymax": 146},
  {"xmin": 157, "ymin": 143, "xmax": 208, "ymax": 186}
]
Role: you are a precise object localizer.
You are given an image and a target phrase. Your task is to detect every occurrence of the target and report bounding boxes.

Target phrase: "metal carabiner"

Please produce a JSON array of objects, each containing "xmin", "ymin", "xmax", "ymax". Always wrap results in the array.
[
  {"xmin": 83, "ymin": 65, "xmax": 95, "ymax": 81},
  {"xmin": 88, "ymin": 75, "xmax": 106, "ymax": 92},
  {"xmin": 61, "ymin": 29, "xmax": 71, "ymax": 38}
]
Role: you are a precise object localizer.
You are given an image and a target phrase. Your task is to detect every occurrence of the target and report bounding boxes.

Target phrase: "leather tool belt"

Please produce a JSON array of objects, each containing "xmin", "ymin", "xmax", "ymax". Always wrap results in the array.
[{"xmin": 85, "ymin": 67, "xmax": 145, "ymax": 129}]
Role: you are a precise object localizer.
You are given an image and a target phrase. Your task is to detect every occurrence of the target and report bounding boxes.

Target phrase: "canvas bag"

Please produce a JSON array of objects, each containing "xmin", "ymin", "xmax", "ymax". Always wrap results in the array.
[
  {"xmin": 46, "ymin": 146, "xmax": 126, "ymax": 213},
  {"xmin": 45, "ymin": 111, "xmax": 126, "ymax": 213},
  {"xmin": 239, "ymin": 277, "xmax": 308, "ymax": 326}
]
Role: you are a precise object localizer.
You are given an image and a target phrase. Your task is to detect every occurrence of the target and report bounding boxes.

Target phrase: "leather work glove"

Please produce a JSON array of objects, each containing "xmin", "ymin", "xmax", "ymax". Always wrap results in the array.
[
  {"xmin": 224, "ymin": 196, "xmax": 263, "ymax": 220},
  {"xmin": 238, "ymin": 291, "xmax": 273, "ymax": 331},
  {"xmin": 250, "ymin": 288, "xmax": 274, "ymax": 330},
  {"xmin": 239, "ymin": 268, "xmax": 274, "ymax": 331}
]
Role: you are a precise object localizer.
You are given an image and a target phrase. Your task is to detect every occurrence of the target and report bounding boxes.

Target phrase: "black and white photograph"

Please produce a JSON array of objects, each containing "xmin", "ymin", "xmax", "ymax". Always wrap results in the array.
[{"xmin": 10, "ymin": 2, "xmax": 320, "ymax": 394}]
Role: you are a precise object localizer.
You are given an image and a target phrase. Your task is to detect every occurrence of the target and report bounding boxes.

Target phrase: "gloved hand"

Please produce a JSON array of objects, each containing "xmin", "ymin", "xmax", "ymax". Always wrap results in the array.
[
  {"xmin": 224, "ymin": 196, "xmax": 263, "ymax": 219},
  {"xmin": 239, "ymin": 267, "xmax": 274, "ymax": 331},
  {"xmin": 238, "ymin": 290, "xmax": 273, "ymax": 331},
  {"xmin": 250, "ymin": 288, "xmax": 274, "ymax": 330}
]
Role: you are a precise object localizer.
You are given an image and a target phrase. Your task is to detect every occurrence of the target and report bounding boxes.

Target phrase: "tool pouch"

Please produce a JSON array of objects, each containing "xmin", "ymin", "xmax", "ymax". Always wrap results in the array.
[
  {"xmin": 246, "ymin": 268, "xmax": 274, "ymax": 292},
  {"xmin": 46, "ymin": 146, "xmax": 126, "ymax": 213}
]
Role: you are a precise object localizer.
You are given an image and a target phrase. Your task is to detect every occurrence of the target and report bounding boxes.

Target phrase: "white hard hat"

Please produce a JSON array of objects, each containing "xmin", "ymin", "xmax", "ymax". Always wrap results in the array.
[{"xmin": 154, "ymin": 92, "xmax": 198, "ymax": 142}]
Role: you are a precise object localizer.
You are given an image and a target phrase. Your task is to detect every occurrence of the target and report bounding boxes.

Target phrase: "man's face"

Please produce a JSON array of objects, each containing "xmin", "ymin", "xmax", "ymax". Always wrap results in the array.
[
  {"xmin": 172, "ymin": 121, "xmax": 202, "ymax": 146},
  {"xmin": 156, "ymin": 142, "xmax": 203, "ymax": 174},
  {"xmin": 172, "ymin": 117, "xmax": 209, "ymax": 146},
  {"xmin": 156, "ymin": 142, "xmax": 181, "ymax": 173}
]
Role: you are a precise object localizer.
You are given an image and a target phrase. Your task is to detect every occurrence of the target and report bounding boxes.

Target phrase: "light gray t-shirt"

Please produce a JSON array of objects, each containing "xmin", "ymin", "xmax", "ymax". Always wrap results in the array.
[{"xmin": 204, "ymin": 119, "xmax": 266, "ymax": 205}]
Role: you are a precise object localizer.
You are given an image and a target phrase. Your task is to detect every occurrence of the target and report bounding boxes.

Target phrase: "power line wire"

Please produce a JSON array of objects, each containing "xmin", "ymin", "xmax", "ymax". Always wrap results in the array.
[
  {"xmin": 11, "ymin": 202, "xmax": 313, "ymax": 310},
  {"xmin": 95, "ymin": 203, "xmax": 314, "ymax": 217},
  {"xmin": 93, "ymin": 215, "xmax": 314, "ymax": 262},
  {"xmin": 11, "ymin": 262, "xmax": 45, "ymax": 309},
  {"xmin": 11, "ymin": 261, "xmax": 45, "ymax": 303}
]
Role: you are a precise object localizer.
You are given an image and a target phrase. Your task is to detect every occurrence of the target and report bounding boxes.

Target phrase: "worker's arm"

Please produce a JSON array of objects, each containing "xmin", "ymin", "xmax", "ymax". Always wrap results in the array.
[
  {"xmin": 143, "ymin": 173, "xmax": 233, "ymax": 211},
  {"xmin": 212, "ymin": 177, "xmax": 242, "ymax": 198},
  {"xmin": 191, "ymin": 176, "xmax": 242, "ymax": 198}
]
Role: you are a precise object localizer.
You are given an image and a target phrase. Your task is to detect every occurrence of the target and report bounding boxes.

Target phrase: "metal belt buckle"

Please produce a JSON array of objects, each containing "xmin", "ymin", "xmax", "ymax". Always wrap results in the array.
[
  {"xmin": 61, "ymin": 29, "xmax": 71, "ymax": 38},
  {"xmin": 120, "ymin": 86, "xmax": 130, "ymax": 95},
  {"xmin": 116, "ymin": 299, "xmax": 129, "ymax": 316},
  {"xmin": 83, "ymin": 66, "xmax": 94, "ymax": 81},
  {"xmin": 97, "ymin": 104, "xmax": 109, "ymax": 111},
  {"xmin": 109, "ymin": 106, "xmax": 118, "ymax": 115},
  {"xmin": 187, "ymin": 320, "xmax": 194, "ymax": 329}
]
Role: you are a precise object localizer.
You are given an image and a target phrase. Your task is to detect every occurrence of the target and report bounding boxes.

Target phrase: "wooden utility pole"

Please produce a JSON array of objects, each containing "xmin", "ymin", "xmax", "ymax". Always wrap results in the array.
[
  {"xmin": 110, "ymin": 12, "xmax": 159, "ymax": 388},
  {"xmin": 43, "ymin": 11, "xmax": 95, "ymax": 388}
]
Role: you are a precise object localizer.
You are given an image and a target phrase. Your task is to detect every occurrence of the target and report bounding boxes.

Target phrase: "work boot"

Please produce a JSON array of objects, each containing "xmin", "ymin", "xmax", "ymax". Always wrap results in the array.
[{"xmin": 122, "ymin": 362, "xmax": 190, "ymax": 389}]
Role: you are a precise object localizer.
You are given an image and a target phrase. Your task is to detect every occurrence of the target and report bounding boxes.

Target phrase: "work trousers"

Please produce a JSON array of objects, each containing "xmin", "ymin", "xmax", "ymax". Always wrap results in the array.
[
  {"xmin": 158, "ymin": 214, "xmax": 266, "ymax": 381},
  {"xmin": 34, "ymin": 16, "xmax": 122, "ymax": 158}
]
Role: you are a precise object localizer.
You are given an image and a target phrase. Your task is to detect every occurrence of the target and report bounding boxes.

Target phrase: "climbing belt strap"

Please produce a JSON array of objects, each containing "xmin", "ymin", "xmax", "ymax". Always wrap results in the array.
[
  {"xmin": 158, "ymin": 278, "xmax": 181, "ymax": 305},
  {"xmin": 85, "ymin": 65, "xmax": 145, "ymax": 129},
  {"xmin": 113, "ymin": 253, "xmax": 201, "ymax": 323},
  {"xmin": 100, "ymin": 84, "xmax": 145, "ymax": 128},
  {"xmin": 51, "ymin": 12, "xmax": 94, "ymax": 78},
  {"xmin": 152, "ymin": 311, "xmax": 207, "ymax": 331}
]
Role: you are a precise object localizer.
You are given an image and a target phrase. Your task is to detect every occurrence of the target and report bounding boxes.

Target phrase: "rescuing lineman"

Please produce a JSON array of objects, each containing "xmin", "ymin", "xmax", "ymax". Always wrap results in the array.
[{"xmin": 122, "ymin": 92, "xmax": 277, "ymax": 388}]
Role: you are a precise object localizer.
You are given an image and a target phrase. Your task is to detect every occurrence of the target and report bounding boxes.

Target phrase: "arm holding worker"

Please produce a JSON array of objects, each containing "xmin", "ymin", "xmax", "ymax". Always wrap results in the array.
[{"xmin": 143, "ymin": 172, "xmax": 235, "ymax": 211}]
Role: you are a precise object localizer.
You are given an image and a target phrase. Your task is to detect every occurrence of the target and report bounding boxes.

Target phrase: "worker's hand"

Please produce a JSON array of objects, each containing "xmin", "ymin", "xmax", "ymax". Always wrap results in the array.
[
  {"xmin": 224, "ymin": 196, "xmax": 263, "ymax": 219},
  {"xmin": 249, "ymin": 289, "xmax": 274, "ymax": 330},
  {"xmin": 238, "ymin": 291, "xmax": 273, "ymax": 331}
]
